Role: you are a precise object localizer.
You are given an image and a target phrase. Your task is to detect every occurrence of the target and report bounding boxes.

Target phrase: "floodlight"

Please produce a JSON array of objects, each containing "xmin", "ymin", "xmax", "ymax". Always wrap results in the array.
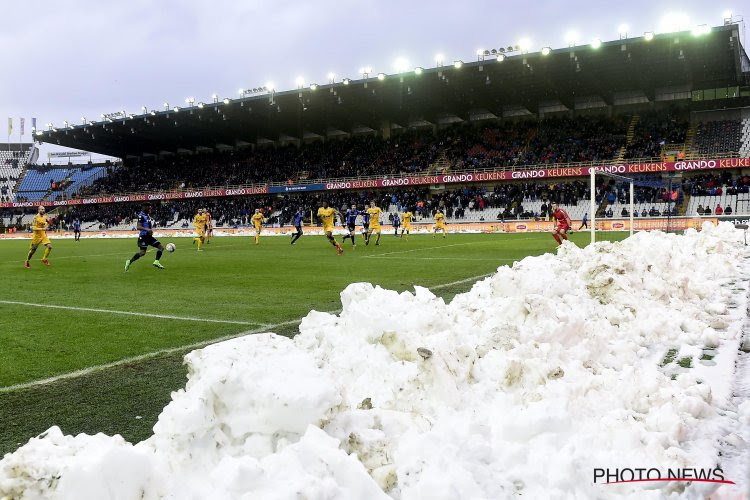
[
  {"xmin": 150, "ymin": 111, "xmax": 156, "ymax": 116},
  {"xmin": 618, "ymin": 24, "xmax": 629, "ymax": 38},
  {"xmin": 141, "ymin": 106, "xmax": 147, "ymax": 113},
  {"xmin": 496, "ymin": 53, "xmax": 506, "ymax": 62},
  {"xmin": 266, "ymin": 82, "xmax": 275, "ymax": 91},
  {"xmin": 476, "ymin": 49, "xmax": 484, "ymax": 56},
  {"xmin": 692, "ymin": 24, "xmax": 710, "ymax": 36},
  {"xmin": 295, "ymin": 76, "xmax": 305, "ymax": 88},
  {"xmin": 414, "ymin": 66, "xmax": 424, "ymax": 75},
  {"xmin": 591, "ymin": 38, "xmax": 602, "ymax": 49},
  {"xmin": 518, "ymin": 38, "xmax": 531, "ymax": 53},
  {"xmin": 434, "ymin": 53, "xmax": 445, "ymax": 66},
  {"xmin": 565, "ymin": 31, "xmax": 579, "ymax": 46},
  {"xmin": 327, "ymin": 72, "xmax": 335, "ymax": 83},
  {"xmin": 163, "ymin": 102, "xmax": 169, "ymax": 110},
  {"xmin": 377, "ymin": 73, "xmax": 386, "ymax": 80},
  {"xmin": 223, "ymin": 98, "xmax": 230, "ymax": 104},
  {"xmin": 453, "ymin": 60, "xmax": 463, "ymax": 69},
  {"xmin": 365, "ymin": 66, "xmax": 372, "ymax": 74},
  {"xmin": 657, "ymin": 12, "xmax": 690, "ymax": 33},
  {"xmin": 310, "ymin": 83, "xmax": 318, "ymax": 90},
  {"xmin": 343, "ymin": 78, "xmax": 351, "ymax": 85},
  {"xmin": 185, "ymin": 97, "xmax": 195, "ymax": 105},
  {"xmin": 173, "ymin": 106, "xmax": 180, "ymax": 112},
  {"xmin": 644, "ymin": 31, "xmax": 654, "ymax": 41},
  {"xmin": 394, "ymin": 57, "xmax": 409, "ymax": 72},
  {"xmin": 541, "ymin": 47, "xmax": 551, "ymax": 56},
  {"xmin": 197, "ymin": 102, "xmax": 205, "ymax": 108}
]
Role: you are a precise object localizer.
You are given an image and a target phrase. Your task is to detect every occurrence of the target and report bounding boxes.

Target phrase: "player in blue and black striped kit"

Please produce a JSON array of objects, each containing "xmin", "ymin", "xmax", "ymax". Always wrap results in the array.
[
  {"xmin": 124, "ymin": 202, "xmax": 167, "ymax": 271},
  {"xmin": 72, "ymin": 218, "xmax": 81, "ymax": 241},
  {"xmin": 290, "ymin": 207, "xmax": 305, "ymax": 245},
  {"xmin": 360, "ymin": 206, "xmax": 371, "ymax": 244},
  {"xmin": 341, "ymin": 204, "xmax": 358, "ymax": 247}
]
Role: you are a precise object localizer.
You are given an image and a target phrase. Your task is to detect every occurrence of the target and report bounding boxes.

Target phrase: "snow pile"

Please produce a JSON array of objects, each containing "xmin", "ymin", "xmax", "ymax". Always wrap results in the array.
[{"xmin": 1, "ymin": 223, "xmax": 748, "ymax": 499}]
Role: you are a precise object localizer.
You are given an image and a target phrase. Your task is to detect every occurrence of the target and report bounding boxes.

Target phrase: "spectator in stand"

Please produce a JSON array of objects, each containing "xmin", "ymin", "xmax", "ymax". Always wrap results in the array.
[
  {"xmin": 621, "ymin": 208, "xmax": 628, "ymax": 217},
  {"xmin": 697, "ymin": 205, "xmax": 704, "ymax": 215},
  {"xmin": 641, "ymin": 208, "xmax": 647, "ymax": 217},
  {"xmin": 704, "ymin": 206, "xmax": 712, "ymax": 215},
  {"xmin": 725, "ymin": 205, "xmax": 732, "ymax": 215},
  {"xmin": 605, "ymin": 208, "xmax": 613, "ymax": 218},
  {"xmin": 715, "ymin": 204, "xmax": 723, "ymax": 215}
]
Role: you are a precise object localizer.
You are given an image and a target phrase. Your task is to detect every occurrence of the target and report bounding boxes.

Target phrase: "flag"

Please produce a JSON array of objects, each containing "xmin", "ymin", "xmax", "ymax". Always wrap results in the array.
[
  {"xmin": 20, "ymin": 117, "xmax": 25, "ymax": 136},
  {"xmin": 7, "ymin": 117, "xmax": 11, "ymax": 137},
  {"xmin": 32, "ymin": 117, "xmax": 37, "ymax": 130}
]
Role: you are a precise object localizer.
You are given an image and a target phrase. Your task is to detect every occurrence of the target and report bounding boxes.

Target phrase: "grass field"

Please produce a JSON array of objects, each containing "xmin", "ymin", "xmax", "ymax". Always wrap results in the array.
[{"xmin": 0, "ymin": 230, "xmax": 627, "ymax": 455}]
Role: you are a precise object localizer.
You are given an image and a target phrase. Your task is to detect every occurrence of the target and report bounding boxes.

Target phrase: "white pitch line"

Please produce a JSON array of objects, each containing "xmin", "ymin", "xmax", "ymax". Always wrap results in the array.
[
  {"xmin": 363, "ymin": 241, "xmax": 481, "ymax": 257},
  {"xmin": 0, "ymin": 317, "xmax": 306, "ymax": 394},
  {"xmin": 0, "ymin": 300, "xmax": 268, "ymax": 327},
  {"xmin": 0, "ymin": 272, "xmax": 497, "ymax": 393},
  {"xmin": 365, "ymin": 256, "xmax": 518, "ymax": 262}
]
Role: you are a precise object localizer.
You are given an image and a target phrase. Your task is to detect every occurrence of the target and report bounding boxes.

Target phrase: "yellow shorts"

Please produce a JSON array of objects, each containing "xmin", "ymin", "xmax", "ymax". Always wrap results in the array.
[
  {"xmin": 254, "ymin": 224, "xmax": 262, "ymax": 232},
  {"xmin": 435, "ymin": 224, "xmax": 446, "ymax": 230},
  {"xmin": 31, "ymin": 232, "xmax": 50, "ymax": 246},
  {"xmin": 195, "ymin": 228, "xmax": 206, "ymax": 237},
  {"xmin": 403, "ymin": 223, "xmax": 412, "ymax": 230},
  {"xmin": 370, "ymin": 225, "xmax": 381, "ymax": 233}
]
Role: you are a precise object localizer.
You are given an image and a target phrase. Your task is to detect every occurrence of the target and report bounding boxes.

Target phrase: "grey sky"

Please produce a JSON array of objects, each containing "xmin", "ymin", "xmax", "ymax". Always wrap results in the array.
[{"xmin": 0, "ymin": 0, "xmax": 739, "ymax": 145}]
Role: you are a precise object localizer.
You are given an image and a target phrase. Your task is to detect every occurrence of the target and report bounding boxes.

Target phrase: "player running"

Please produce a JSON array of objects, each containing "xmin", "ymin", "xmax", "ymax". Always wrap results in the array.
[
  {"xmin": 366, "ymin": 201, "xmax": 382, "ymax": 246},
  {"xmin": 401, "ymin": 210, "xmax": 413, "ymax": 240},
  {"xmin": 579, "ymin": 212, "xmax": 588, "ymax": 230},
  {"xmin": 251, "ymin": 209, "xmax": 264, "ymax": 245},
  {"xmin": 550, "ymin": 202, "xmax": 572, "ymax": 245},
  {"xmin": 25, "ymin": 206, "xmax": 53, "ymax": 268},
  {"xmin": 360, "ymin": 205, "xmax": 370, "ymax": 244},
  {"xmin": 392, "ymin": 212, "xmax": 400, "ymax": 236},
  {"xmin": 317, "ymin": 201, "xmax": 343, "ymax": 255},
  {"xmin": 125, "ymin": 202, "xmax": 167, "ymax": 271},
  {"xmin": 193, "ymin": 208, "xmax": 207, "ymax": 251},
  {"xmin": 291, "ymin": 207, "xmax": 305, "ymax": 245},
  {"xmin": 205, "ymin": 209, "xmax": 213, "ymax": 244},
  {"xmin": 72, "ymin": 218, "xmax": 81, "ymax": 241},
  {"xmin": 433, "ymin": 209, "xmax": 447, "ymax": 238},
  {"xmin": 341, "ymin": 204, "xmax": 358, "ymax": 247}
]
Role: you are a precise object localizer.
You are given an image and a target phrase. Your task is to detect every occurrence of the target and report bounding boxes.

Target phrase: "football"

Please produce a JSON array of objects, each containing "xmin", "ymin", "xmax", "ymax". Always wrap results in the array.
[{"xmin": 166, "ymin": 243, "xmax": 176, "ymax": 252}]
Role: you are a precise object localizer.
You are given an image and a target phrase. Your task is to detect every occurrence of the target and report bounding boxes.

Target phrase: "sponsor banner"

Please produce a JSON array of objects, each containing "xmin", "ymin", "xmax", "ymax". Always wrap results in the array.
[
  {"xmin": 319, "ymin": 157, "xmax": 750, "ymax": 193},
  {"xmin": 268, "ymin": 183, "xmax": 326, "ymax": 194},
  {"xmin": 48, "ymin": 151, "xmax": 91, "ymax": 158},
  {"xmin": 715, "ymin": 215, "xmax": 750, "ymax": 225}
]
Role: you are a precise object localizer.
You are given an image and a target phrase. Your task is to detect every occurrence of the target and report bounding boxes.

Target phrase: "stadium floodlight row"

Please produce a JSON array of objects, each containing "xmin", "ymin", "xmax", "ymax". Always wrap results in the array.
[{"xmin": 37, "ymin": 24, "xmax": 748, "ymax": 160}]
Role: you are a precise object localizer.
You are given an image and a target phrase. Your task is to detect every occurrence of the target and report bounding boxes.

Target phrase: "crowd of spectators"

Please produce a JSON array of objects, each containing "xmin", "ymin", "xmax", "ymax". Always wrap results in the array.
[{"xmin": 58, "ymin": 113, "xmax": 697, "ymax": 199}]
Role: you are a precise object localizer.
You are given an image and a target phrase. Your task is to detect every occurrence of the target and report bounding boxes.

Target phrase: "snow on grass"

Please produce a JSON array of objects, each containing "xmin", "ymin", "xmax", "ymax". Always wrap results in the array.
[{"xmin": 1, "ymin": 223, "xmax": 748, "ymax": 499}]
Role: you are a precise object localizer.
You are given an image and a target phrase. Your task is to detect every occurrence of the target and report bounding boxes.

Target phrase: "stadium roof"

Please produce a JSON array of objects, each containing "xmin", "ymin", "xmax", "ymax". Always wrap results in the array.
[{"xmin": 40, "ymin": 24, "xmax": 748, "ymax": 159}]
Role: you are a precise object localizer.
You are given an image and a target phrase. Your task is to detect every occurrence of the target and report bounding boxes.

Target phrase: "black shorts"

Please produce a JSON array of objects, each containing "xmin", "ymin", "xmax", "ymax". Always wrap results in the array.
[
  {"xmin": 347, "ymin": 223, "xmax": 356, "ymax": 232},
  {"xmin": 137, "ymin": 234, "xmax": 161, "ymax": 249},
  {"xmin": 295, "ymin": 224, "xmax": 303, "ymax": 233},
  {"xmin": 362, "ymin": 223, "xmax": 369, "ymax": 231},
  {"xmin": 73, "ymin": 228, "xmax": 80, "ymax": 233}
]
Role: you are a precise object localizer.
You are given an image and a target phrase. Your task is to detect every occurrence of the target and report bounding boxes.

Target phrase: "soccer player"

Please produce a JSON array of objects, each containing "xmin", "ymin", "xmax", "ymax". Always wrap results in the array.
[
  {"xmin": 72, "ymin": 218, "xmax": 81, "ymax": 241},
  {"xmin": 341, "ymin": 204, "xmax": 358, "ymax": 247},
  {"xmin": 551, "ymin": 202, "xmax": 572, "ymax": 245},
  {"xmin": 317, "ymin": 201, "xmax": 343, "ymax": 255},
  {"xmin": 360, "ymin": 205, "xmax": 370, "ymax": 244},
  {"xmin": 433, "ymin": 209, "xmax": 447, "ymax": 238},
  {"xmin": 205, "ymin": 209, "xmax": 213, "ymax": 244},
  {"xmin": 366, "ymin": 201, "xmax": 383, "ymax": 246},
  {"xmin": 392, "ymin": 212, "xmax": 400, "ymax": 236},
  {"xmin": 25, "ymin": 206, "xmax": 52, "ymax": 268},
  {"xmin": 125, "ymin": 202, "xmax": 166, "ymax": 271},
  {"xmin": 251, "ymin": 208, "xmax": 264, "ymax": 245},
  {"xmin": 401, "ymin": 209, "xmax": 413, "ymax": 240},
  {"xmin": 579, "ymin": 212, "xmax": 588, "ymax": 230},
  {"xmin": 193, "ymin": 208, "xmax": 207, "ymax": 251},
  {"xmin": 291, "ymin": 207, "xmax": 305, "ymax": 245}
]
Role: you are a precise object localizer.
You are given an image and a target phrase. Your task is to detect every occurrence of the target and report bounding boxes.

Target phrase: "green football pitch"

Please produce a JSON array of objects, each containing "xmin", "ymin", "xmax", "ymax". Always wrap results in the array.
[{"xmin": 0, "ymin": 231, "xmax": 626, "ymax": 454}]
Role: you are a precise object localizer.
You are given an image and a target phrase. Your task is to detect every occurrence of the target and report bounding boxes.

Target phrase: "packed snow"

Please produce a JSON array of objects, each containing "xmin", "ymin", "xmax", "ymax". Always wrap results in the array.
[{"xmin": 1, "ymin": 222, "xmax": 748, "ymax": 499}]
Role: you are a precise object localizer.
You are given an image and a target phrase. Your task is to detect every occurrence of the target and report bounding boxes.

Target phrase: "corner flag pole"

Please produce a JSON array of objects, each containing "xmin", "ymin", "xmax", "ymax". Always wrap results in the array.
[
  {"xmin": 590, "ymin": 168, "xmax": 596, "ymax": 244},
  {"xmin": 629, "ymin": 181, "xmax": 634, "ymax": 237}
]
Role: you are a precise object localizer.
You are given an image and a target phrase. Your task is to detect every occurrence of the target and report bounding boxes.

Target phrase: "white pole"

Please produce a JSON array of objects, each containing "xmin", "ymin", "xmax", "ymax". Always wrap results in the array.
[
  {"xmin": 590, "ymin": 168, "xmax": 596, "ymax": 244},
  {"xmin": 629, "ymin": 181, "xmax": 634, "ymax": 237}
]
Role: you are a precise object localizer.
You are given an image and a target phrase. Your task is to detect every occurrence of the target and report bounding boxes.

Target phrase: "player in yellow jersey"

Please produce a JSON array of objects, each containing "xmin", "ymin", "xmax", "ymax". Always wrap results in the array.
[
  {"xmin": 25, "ymin": 206, "xmax": 53, "ymax": 268},
  {"xmin": 433, "ymin": 209, "xmax": 447, "ymax": 238},
  {"xmin": 317, "ymin": 201, "xmax": 343, "ymax": 255},
  {"xmin": 401, "ymin": 210, "xmax": 413, "ymax": 240},
  {"xmin": 251, "ymin": 209, "xmax": 264, "ymax": 245},
  {"xmin": 193, "ymin": 208, "xmax": 207, "ymax": 251},
  {"xmin": 366, "ymin": 201, "xmax": 383, "ymax": 246}
]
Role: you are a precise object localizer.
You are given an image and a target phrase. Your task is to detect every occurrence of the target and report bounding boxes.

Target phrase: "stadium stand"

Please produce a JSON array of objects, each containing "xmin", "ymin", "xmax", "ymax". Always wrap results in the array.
[
  {"xmin": 0, "ymin": 146, "xmax": 33, "ymax": 202},
  {"xmin": 694, "ymin": 120, "xmax": 742, "ymax": 155},
  {"xmin": 15, "ymin": 164, "xmax": 108, "ymax": 202}
]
